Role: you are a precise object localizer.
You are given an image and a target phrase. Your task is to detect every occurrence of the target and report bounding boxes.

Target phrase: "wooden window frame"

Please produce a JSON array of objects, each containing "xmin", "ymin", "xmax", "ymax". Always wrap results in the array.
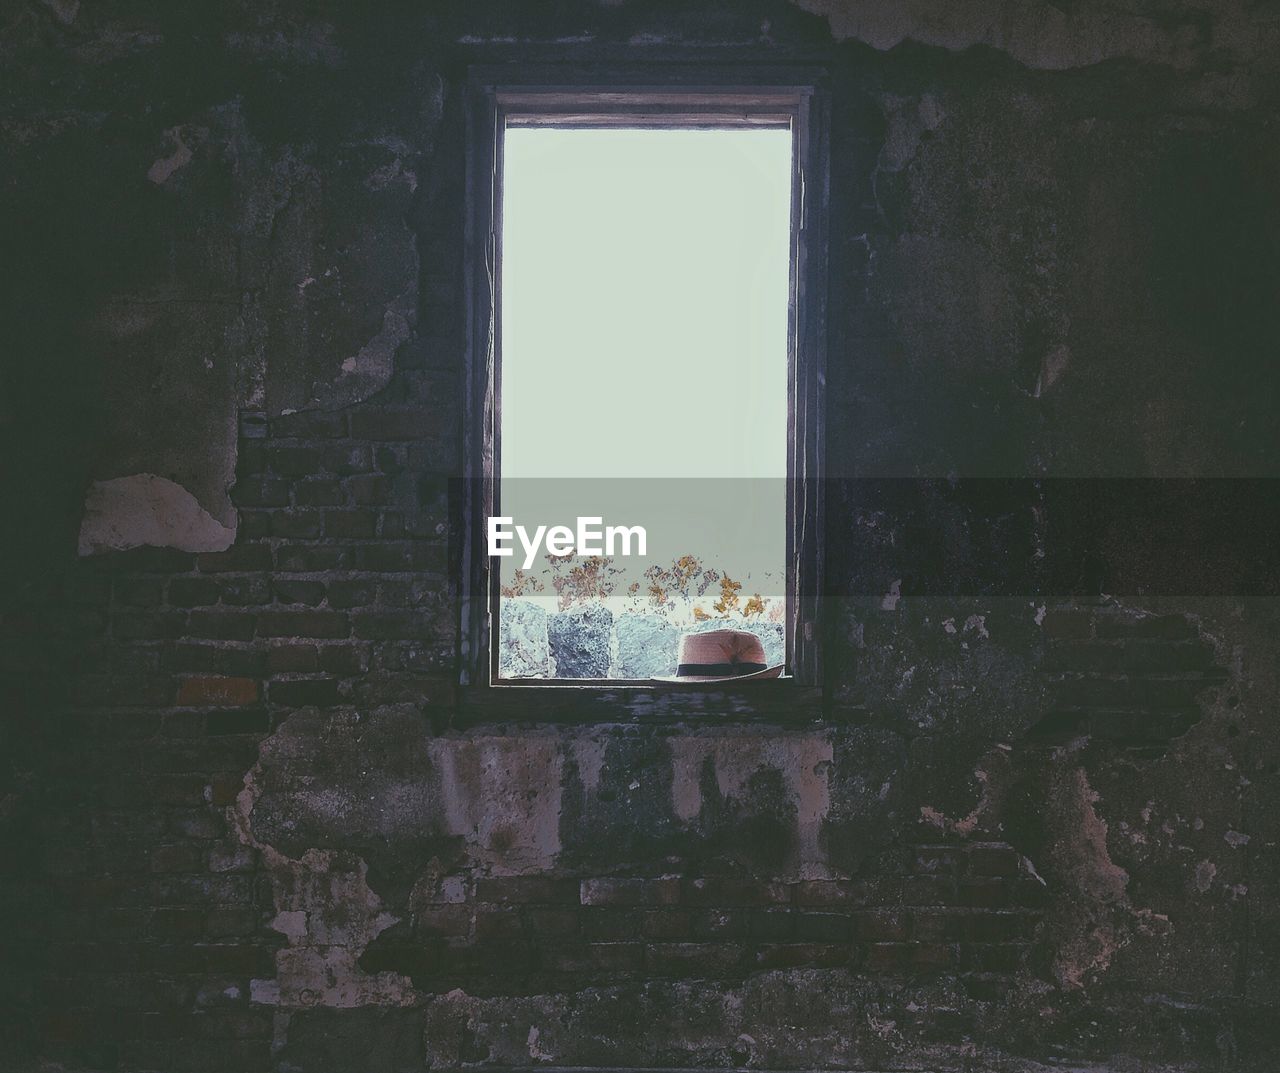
[{"xmin": 461, "ymin": 65, "xmax": 829, "ymax": 691}]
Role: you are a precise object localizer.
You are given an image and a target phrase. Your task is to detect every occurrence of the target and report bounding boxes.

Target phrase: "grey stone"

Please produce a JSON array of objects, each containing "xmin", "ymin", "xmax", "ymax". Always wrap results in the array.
[
  {"xmin": 498, "ymin": 599, "xmax": 554, "ymax": 679},
  {"xmin": 547, "ymin": 604, "xmax": 614, "ymax": 679},
  {"xmin": 612, "ymin": 613, "xmax": 680, "ymax": 679}
]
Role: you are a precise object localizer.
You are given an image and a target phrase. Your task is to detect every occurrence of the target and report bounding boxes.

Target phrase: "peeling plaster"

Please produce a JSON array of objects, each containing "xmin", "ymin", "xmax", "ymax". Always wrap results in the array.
[
  {"xmin": 1047, "ymin": 762, "xmax": 1172, "ymax": 989},
  {"xmin": 78, "ymin": 473, "xmax": 236, "ymax": 555},
  {"xmin": 571, "ymin": 736, "xmax": 608, "ymax": 795},
  {"xmin": 433, "ymin": 736, "xmax": 564, "ymax": 873},
  {"xmin": 39, "ymin": 0, "xmax": 79, "ymax": 25},
  {"xmin": 231, "ymin": 743, "xmax": 416, "ymax": 1009},
  {"xmin": 147, "ymin": 126, "xmax": 195, "ymax": 184},
  {"xmin": 794, "ymin": 0, "xmax": 1203, "ymax": 70},
  {"xmin": 1034, "ymin": 343, "xmax": 1071, "ymax": 397},
  {"xmin": 919, "ymin": 748, "xmax": 1011, "ymax": 838},
  {"xmin": 306, "ymin": 291, "xmax": 414, "ymax": 412},
  {"xmin": 880, "ymin": 579, "xmax": 902, "ymax": 611},
  {"xmin": 669, "ymin": 734, "xmax": 834, "ymax": 877}
]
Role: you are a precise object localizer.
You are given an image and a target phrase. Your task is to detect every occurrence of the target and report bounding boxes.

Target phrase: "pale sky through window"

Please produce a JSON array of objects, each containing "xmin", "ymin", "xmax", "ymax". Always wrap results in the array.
[
  {"xmin": 498, "ymin": 125, "xmax": 793, "ymax": 606},
  {"xmin": 500, "ymin": 126, "xmax": 792, "ymax": 480}
]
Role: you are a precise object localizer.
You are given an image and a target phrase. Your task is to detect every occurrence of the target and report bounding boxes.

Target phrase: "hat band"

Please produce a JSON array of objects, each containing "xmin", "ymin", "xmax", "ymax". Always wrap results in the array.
[{"xmin": 676, "ymin": 662, "xmax": 768, "ymax": 678}]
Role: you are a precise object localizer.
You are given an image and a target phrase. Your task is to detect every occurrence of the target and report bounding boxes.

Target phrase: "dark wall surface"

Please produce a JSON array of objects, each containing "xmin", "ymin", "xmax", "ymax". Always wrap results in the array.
[{"xmin": 1, "ymin": 1, "xmax": 1278, "ymax": 1070}]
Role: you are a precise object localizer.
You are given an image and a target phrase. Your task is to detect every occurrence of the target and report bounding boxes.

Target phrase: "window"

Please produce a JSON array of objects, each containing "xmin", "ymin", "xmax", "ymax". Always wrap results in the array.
[{"xmin": 462, "ymin": 73, "xmax": 828, "ymax": 688}]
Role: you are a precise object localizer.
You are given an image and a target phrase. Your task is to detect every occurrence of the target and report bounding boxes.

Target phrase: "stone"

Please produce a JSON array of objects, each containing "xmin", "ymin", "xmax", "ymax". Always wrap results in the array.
[
  {"xmin": 547, "ymin": 604, "xmax": 614, "ymax": 679},
  {"xmin": 498, "ymin": 599, "xmax": 554, "ymax": 679},
  {"xmin": 612, "ymin": 613, "xmax": 680, "ymax": 678}
]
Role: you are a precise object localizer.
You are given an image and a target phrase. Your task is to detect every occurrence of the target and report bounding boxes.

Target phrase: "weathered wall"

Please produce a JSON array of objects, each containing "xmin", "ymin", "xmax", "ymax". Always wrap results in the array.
[{"xmin": 2, "ymin": 1, "xmax": 1278, "ymax": 1071}]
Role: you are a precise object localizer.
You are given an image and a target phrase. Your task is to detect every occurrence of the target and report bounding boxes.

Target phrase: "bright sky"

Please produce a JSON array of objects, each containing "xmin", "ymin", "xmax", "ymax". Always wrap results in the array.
[
  {"xmin": 500, "ymin": 126, "xmax": 792, "ymax": 479},
  {"xmin": 498, "ymin": 126, "xmax": 793, "ymax": 600}
]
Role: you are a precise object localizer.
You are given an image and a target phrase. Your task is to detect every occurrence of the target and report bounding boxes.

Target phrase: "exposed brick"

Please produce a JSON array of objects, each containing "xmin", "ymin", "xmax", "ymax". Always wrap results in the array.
[
  {"xmin": 267, "ymin": 445, "xmax": 322, "ymax": 477},
  {"xmin": 207, "ymin": 776, "xmax": 245, "ymax": 807},
  {"xmin": 151, "ymin": 908, "xmax": 206, "ymax": 940},
  {"xmin": 474, "ymin": 911, "xmax": 522, "ymax": 941},
  {"xmin": 524, "ymin": 908, "xmax": 579, "ymax": 938},
  {"xmin": 864, "ymin": 943, "xmax": 913, "ymax": 972},
  {"xmin": 175, "ymin": 677, "xmax": 260, "ymax": 707},
  {"xmin": 168, "ymin": 579, "xmax": 221, "ymax": 607},
  {"xmin": 683, "ymin": 878, "xmax": 791, "ymax": 907},
  {"xmin": 474, "ymin": 877, "xmax": 579, "ymax": 904},
  {"xmin": 327, "ymin": 579, "xmax": 378, "ymax": 609},
  {"xmin": 967, "ymin": 844, "xmax": 1021, "ymax": 877},
  {"xmin": 256, "ymin": 611, "xmax": 350, "ymax": 639},
  {"xmin": 294, "ymin": 479, "xmax": 346, "ymax": 507},
  {"xmin": 1041, "ymin": 609, "xmax": 1093, "ymax": 639},
  {"xmin": 114, "ymin": 612, "xmax": 185, "ymax": 640},
  {"xmin": 753, "ymin": 943, "xmax": 849, "ymax": 970},
  {"xmin": 351, "ymin": 611, "xmax": 436, "ymax": 640},
  {"xmin": 275, "ymin": 545, "xmax": 353, "ymax": 572},
  {"xmin": 325, "ymin": 510, "xmax": 377, "ymax": 539},
  {"xmin": 580, "ymin": 909, "xmax": 640, "ymax": 940},
  {"xmin": 639, "ymin": 909, "xmax": 693, "ymax": 940},
  {"xmin": 1053, "ymin": 673, "xmax": 1217, "ymax": 709},
  {"xmin": 960, "ymin": 943, "xmax": 1031, "ymax": 973},
  {"xmin": 270, "ymin": 511, "xmax": 323, "ymax": 540},
  {"xmin": 794, "ymin": 880, "xmax": 865, "ymax": 906},
  {"xmin": 646, "ymin": 942, "xmax": 746, "ymax": 976},
  {"xmin": 347, "ymin": 475, "xmax": 394, "ymax": 505},
  {"xmin": 353, "ymin": 543, "xmax": 445, "ymax": 573},
  {"xmin": 541, "ymin": 942, "xmax": 643, "ymax": 975},
  {"xmin": 237, "ymin": 510, "xmax": 272, "ymax": 540},
  {"xmin": 580, "ymin": 877, "xmax": 681, "ymax": 907},
  {"xmin": 853, "ymin": 909, "xmax": 909, "ymax": 942},
  {"xmin": 349, "ymin": 408, "xmax": 436, "ymax": 440},
  {"xmin": 690, "ymin": 909, "xmax": 749, "ymax": 940},
  {"xmin": 219, "ymin": 577, "xmax": 273, "ymax": 606},
  {"xmin": 794, "ymin": 912, "xmax": 852, "ymax": 943},
  {"xmin": 265, "ymin": 644, "xmax": 318, "ymax": 674},
  {"xmin": 415, "ymin": 906, "xmax": 473, "ymax": 938},
  {"xmin": 956, "ymin": 877, "xmax": 1010, "ymax": 908},
  {"xmin": 749, "ymin": 910, "xmax": 795, "ymax": 941},
  {"xmin": 206, "ymin": 709, "xmax": 271, "ymax": 735},
  {"xmin": 197, "ymin": 546, "xmax": 273, "ymax": 574},
  {"xmin": 317, "ymin": 645, "xmax": 369, "ymax": 675},
  {"xmin": 321, "ymin": 444, "xmax": 374, "ymax": 474},
  {"xmin": 1094, "ymin": 613, "xmax": 1196, "ymax": 640},
  {"xmin": 272, "ymin": 579, "xmax": 326, "ymax": 605},
  {"xmin": 267, "ymin": 678, "xmax": 341, "ymax": 707},
  {"xmin": 911, "ymin": 846, "xmax": 961, "ymax": 875},
  {"xmin": 204, "ymin": 908, "xmax": 258, "ymax": 939},
  {"xmin": 910, "ymin": 909, "xmax": 965, "ymax": 942},
  {"xmin": 166, "ymin": 644, "xmax": 265, "ymax": 677},
  {"xmin": 270, "ymin": 411, "xmax": 348, "ymax": 439},
  {"xmin": 117, "ymin": 579, "xmax": 163, "ymax": 607},
  {"xmin": 228, "ymin": 478, "xmax": 290, "ymax": 509},
  {"xmin": 902, "ymin": 874, "xmax": 956, "ymax": 905},
  {"xmin": 185, "ymin": 612, "xmax": 256, "ymax": 641},
  {"xmin": 150, "ymin": 844, "xmax": 204, "ymax": 873}
]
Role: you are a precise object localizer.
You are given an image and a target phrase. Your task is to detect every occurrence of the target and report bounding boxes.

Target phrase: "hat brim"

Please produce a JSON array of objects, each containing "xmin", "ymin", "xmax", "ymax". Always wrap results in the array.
[{"xmin": 650, "ymin": 664, "xmax": 785, "ymax": 685}]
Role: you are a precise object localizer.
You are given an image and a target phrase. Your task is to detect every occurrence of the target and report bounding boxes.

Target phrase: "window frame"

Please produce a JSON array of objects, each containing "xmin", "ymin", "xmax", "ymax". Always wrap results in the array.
[{"xmin": 461, "ymin": 65, "xmax": 829, "ymax": 690}]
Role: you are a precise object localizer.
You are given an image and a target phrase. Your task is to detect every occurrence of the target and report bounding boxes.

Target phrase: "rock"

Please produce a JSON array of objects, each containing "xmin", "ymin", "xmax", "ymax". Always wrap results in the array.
[
  {"xmin": 547, "ymin": 604, "xmax": 614, "ymax": 678},
  {"xmin": 612, "ymin": 614, "xmax": 680, "ymax": 678},
  {"xmin": 690, "ymin": 618, "xmax": 785, "ymax": 669},
  {"xmin": 498, "ymin": 599, "xmax": 554, "ymax": 679}
]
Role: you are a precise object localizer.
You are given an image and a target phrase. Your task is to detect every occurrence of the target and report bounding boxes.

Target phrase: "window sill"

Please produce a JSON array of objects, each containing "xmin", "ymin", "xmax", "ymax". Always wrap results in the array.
[{"xmin": 452, "ymin": 677, "xmax": 825, "ymax": 728}]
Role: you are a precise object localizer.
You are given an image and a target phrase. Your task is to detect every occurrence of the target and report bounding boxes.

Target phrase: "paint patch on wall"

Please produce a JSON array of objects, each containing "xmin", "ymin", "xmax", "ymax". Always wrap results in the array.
[{"xmin": 77, "ymin": 473, "xmax": 236, "ymax": 555}]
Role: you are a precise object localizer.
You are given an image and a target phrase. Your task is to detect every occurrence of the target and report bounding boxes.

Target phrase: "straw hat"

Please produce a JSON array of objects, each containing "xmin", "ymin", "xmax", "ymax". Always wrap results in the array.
[{"xmin": 653, "ymin": 627, "xmax": 784, "ymax": 683}]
